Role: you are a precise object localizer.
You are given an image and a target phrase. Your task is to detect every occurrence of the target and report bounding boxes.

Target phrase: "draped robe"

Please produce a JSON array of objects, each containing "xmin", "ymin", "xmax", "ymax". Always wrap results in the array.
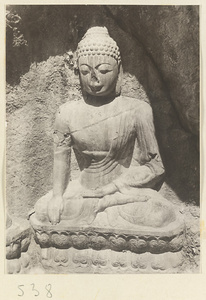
[{"xmin": 35, "ymin": 97, "xmax": 175, "ymax": 227}]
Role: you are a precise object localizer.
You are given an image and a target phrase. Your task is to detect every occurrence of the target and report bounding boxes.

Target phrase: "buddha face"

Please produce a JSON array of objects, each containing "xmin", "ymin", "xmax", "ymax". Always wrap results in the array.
[{"xmin": 78, "ymin": 55, "xmax": 119, "ymax": 97}]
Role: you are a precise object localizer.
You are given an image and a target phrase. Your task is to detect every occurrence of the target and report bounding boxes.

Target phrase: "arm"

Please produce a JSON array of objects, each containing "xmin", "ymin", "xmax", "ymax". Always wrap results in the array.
[
  {"xmin": 47, "ymin": 107, "xmax": 72, "ymax": 224},
  {"xmin": 113, "ymin": 102, "xmax": 165, "ymax": 192}
]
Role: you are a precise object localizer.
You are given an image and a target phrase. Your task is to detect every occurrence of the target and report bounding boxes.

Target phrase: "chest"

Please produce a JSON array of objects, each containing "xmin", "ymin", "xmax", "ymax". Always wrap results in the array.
[{"xmin": 68, "ymin": 103, "xmax": 135, "ymax": 151}]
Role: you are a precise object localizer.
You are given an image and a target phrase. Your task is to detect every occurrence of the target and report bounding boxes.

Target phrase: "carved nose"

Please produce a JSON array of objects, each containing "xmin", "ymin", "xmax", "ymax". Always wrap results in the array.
[{"xmin": 90, "ymin": 70, "xmax": 99, "ymax": 82}]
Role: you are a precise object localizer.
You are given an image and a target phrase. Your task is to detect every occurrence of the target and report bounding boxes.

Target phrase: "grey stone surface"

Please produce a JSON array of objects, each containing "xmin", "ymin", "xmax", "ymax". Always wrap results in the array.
[
  {"xmin": 5, "ymin": 6, "xmax": 199, "ymax": 274},
  {"xmin": 6, "ymin": 6, "xmax": 199, "ymax": 219}
]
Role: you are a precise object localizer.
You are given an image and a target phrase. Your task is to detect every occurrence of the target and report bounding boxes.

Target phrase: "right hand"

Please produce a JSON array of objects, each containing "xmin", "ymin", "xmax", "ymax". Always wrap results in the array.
[{"xmin": 47, "ymin": 195, "xmax": 64, "ymax": 225}]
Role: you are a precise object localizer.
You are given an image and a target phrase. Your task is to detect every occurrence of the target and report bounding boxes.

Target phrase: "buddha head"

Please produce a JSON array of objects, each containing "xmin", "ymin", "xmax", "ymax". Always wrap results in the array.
[{"xmin": 77, "ymin": 27, "xmax": 122, "ymax": 97}]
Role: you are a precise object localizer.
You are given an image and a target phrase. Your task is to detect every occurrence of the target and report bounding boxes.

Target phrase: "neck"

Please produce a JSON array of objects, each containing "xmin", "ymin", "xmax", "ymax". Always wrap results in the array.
[{"xmin": 83, "ymin": 93, "xmax": 116, "ymax": 107}]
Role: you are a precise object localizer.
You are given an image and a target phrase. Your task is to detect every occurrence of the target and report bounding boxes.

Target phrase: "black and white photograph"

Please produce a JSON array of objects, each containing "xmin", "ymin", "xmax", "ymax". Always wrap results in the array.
[{"xmin": 5, "ymin": 5, "xmax": 200, "ymax": 276}]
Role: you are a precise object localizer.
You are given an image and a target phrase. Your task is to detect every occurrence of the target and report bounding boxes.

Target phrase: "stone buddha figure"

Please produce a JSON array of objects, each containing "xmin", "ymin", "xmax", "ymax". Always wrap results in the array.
[{"xmin": 33, "ymin": 26, "xmax": 178, "ymax": 232}]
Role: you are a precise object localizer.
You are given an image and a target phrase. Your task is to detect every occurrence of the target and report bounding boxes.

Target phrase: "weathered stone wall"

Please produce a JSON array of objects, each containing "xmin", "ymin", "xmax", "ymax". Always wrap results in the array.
[{"xmin": 6, "ymin": 5, "xmax": 199, "ymax": 218}]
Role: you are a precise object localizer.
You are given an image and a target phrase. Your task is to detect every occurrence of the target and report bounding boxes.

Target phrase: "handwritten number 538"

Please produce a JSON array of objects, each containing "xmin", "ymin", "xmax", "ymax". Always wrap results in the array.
[{"xmin": 18, "ymin": 284, "xmax": 52, "ymax": 297}]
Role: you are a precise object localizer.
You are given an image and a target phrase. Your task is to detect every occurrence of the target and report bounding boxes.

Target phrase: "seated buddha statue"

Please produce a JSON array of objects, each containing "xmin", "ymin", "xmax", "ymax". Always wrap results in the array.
[{"xmin": 34, "ymin": 27, "xmax": 177, "ymax": 230}]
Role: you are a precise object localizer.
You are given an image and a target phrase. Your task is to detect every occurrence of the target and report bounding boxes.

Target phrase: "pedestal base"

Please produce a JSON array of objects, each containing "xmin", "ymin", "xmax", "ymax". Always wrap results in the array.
[
  {"xmin": 31, "ymin": 245, "xmax": 184, "ymax": 274},
  {"xmin": 29, "ymin": 208, "xmax": 185, "ymax": 273},
  {"xmin": 30, "ymin": 209, "xmax": 185, "ymax": 254}
]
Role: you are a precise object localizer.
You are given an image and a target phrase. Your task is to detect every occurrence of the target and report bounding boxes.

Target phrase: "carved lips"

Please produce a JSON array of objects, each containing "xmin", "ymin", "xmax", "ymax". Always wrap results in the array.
[{"xmin": 89, "ymin": 85, "xmax": 103, "ymax": 93}]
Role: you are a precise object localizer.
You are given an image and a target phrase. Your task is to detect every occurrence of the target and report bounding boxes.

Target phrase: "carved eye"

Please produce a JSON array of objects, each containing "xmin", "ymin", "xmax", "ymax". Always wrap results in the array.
[
  {"xmin": 98, "ymin": 65, "xmax": 112, "ymax": 74},
  {"xmin": 80, "ymin": 66, "xmax": 90, "ymax": 75},
  {"xmin": 99, "ymin": 69, "xmax": 111, "ymax": 74},
  {"xmin": 80, "ymin": 69, "xmax": 89, "ymax": 75}
]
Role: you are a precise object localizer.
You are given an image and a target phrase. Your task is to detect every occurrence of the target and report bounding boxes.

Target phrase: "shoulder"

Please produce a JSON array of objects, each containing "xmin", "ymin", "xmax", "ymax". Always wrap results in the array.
[
  {"xmin": 119, "ymin": 96, "xmax": 152, "ymax": 115},
  {"xmin": 58, "ymin": 100, "xmax": 81, "ymax": 113},
  {"xmin": 55, "ymin": 101, "xmax": 76, "ymax": 130},
  {"xmin": 56, "ymin": 100, "xmax": 83, "ymax": 122}
]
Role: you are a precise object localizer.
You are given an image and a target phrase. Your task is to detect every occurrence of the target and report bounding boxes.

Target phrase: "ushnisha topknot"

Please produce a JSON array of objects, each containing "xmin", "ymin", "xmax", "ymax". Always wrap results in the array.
[{"xmin": 77, "ymin": 26, "xmax": 121, "ymax": 63}]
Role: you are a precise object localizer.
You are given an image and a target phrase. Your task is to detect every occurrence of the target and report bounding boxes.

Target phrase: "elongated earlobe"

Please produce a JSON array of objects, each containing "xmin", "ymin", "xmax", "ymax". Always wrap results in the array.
[{"xmin": 115, "ymin": 63, "xmax": 122, "ymax": 96}]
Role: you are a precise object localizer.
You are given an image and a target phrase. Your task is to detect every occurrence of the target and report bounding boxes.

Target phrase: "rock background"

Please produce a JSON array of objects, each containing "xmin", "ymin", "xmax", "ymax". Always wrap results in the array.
[{"xmin": 6, "ymin": 5, "xmax": 199, "ymax": 218}]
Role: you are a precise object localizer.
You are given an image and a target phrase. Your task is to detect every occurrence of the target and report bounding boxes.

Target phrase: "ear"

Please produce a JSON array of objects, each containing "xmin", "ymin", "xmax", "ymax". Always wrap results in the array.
[
  {"xmin": 74, "ymin": 55, "xmax": 80, "ymax": 75},
  {"xmin": 79, "ymin": 77, "xmax": 88, "ymax": 99},
  {"xmin": 115, "ymin": 62, "xmax": 122, "ymax": 96}
]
